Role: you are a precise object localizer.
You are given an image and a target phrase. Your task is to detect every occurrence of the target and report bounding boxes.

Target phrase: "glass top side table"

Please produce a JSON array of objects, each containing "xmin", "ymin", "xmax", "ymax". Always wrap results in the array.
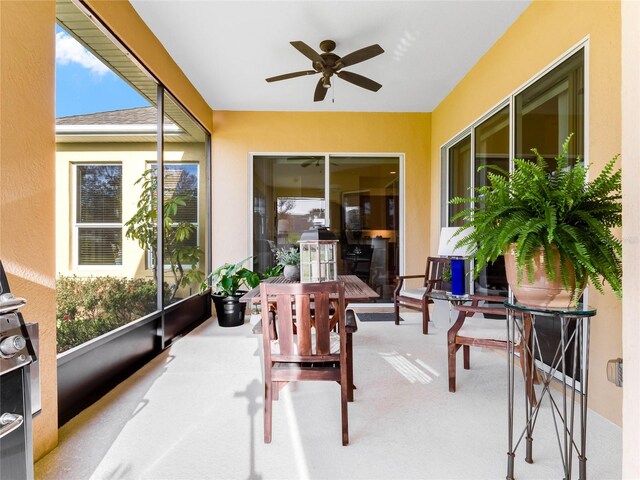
[
  {"xmin": 426, "ymin": 290, "xmax": 472, "ymax": 326},
  {"xmin": 426, "ymin": 290, "xmax": 471, "ymax": 302},
  {"xmin": 504, "ymin": 300, "xmax": 597, "ymax": 480}
]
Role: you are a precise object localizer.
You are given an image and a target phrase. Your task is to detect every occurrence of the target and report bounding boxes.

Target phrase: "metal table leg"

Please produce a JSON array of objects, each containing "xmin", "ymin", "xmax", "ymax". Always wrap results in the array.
[{"xmin": 505, "ymin": 302, "xmax": 595, "ymax": 480}]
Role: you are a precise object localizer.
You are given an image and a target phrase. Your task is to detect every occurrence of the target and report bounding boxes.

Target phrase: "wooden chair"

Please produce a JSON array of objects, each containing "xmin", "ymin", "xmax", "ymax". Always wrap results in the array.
[
  {"xmin": 448, "ymin": 294, "xmax": 536, "ymax": 405},
  {"xmin": 393, "ymin": 257, "xmax": 450, "ymax": 334},
  {"xmin": 260, "ymin": 281, "xmax": 349, "ymax": 445}
]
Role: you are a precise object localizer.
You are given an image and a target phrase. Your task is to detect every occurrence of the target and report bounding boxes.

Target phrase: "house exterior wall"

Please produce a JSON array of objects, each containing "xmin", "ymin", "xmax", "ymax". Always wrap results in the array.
[
  {"xmin": 210, "ymin": 111, "xmax": 431, "ymax": 273},
  {"xmin": 55, "ymin": 142, "xmax": 207, "ymax": 284},
  {"xmin": 0, "ymin": 0, "xmax": 58, "ymax": 460},
  {"xmin": 430, "ymin": 0, "xmax": 622, "ymax": 425}
]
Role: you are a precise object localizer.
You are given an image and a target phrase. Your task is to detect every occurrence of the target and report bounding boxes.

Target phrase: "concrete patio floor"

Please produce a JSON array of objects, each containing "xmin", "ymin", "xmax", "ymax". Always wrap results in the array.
[{"xmin": 35, "ymin": 310, "xmax": 621, "ymax": 480}]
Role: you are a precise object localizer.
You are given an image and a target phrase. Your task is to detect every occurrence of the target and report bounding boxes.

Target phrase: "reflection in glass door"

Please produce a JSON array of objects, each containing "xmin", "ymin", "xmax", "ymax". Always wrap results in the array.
[
  {"xmin": 252, "ymin": 155, "xmax": 400, "ymax": 302},
  {"xmin": 253, "ymin": 156, "xmax": 325, "ymax": 271},
  {"xmin": 473, "ymin": 106, "xmax": 509, "ymax": 296}
]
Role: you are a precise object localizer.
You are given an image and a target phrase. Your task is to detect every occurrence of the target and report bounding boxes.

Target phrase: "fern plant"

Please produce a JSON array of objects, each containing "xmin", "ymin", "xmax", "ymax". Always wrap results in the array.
[{"xmin": 449, "ymin": 135, "xmax": 622, "ymax": 300}]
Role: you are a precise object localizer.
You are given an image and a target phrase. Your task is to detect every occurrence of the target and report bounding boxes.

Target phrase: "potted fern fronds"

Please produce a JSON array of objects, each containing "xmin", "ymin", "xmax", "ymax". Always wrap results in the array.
[{"xmin": 450, "ymin": 135, "xmax": 622, "ymax": 307}]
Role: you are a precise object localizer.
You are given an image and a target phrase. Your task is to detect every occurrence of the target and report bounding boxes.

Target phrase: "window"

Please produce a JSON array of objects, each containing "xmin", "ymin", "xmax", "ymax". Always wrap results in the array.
[
  {"xmin": 75, "ymin": 164, "xmax": 122, "ymax": 266},
  {"xmin": 447, "ymin": 136, "xmax": 471, "ymax": 227},
  {"xmin": 441, "ymin": 46, "xmax": 586, "ymax": 382},
  {"xmin": 442, "ymin": 46, "xmax": 585, "ymax": 297},
  {"xmin": 165, "ymin": 164, "xmax": 198, "ymax": 224},
  {"xmin": 515, "ymin": 49, "xmax": 584, "ymax": 167},
  {"xmin": 56, "ymin": 3, "xmax": 210, "ymax": 366}
]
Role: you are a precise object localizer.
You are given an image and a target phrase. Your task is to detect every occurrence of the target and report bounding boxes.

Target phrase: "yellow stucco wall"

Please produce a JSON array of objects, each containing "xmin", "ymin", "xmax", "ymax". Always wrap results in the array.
[
  {"xmin": 430, "ymin": 0, "xmax": 622, "ymax": 424},
  {"xmin": 0, "ymin": 0, "xmax": 58, "ymax": 460},
  {"xmin": 211, "ymin": 111, "xmax": 431, "ymax": 272}
]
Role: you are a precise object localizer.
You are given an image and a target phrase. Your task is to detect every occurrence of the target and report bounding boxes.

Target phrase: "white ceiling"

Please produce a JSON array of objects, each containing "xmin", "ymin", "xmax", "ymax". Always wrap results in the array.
[{"xmin": 130, "ymin": 1, "xmax": 531, "ymax": 112}]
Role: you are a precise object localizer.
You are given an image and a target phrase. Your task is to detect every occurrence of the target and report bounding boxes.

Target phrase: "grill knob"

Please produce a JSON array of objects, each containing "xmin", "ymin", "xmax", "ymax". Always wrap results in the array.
[{"xmin": 0, "ymin": 335, "xmax": 26, "ymax": 357}]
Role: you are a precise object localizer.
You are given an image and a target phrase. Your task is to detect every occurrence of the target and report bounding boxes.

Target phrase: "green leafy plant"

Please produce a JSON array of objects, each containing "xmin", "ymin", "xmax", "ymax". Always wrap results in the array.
[
  {"xmin": 275, "ymin": 246, "xmax": 300, "ymax": 266},
  {"xmin": 200, "ymin": 257, "xmax": 260, "ymax": 297},
  {"xmin": 260, "ymin": 264, "xmax": 283, "ymax": 279},
  {"xmin": 450, "ymin": 135, "xmax": 622, "ymax": 299},
  {"xmin": 56, "ymin": 275, "xmax": 165, "ymax": 353},
  {"xmin": 442, "ymin": 264, "xmax": 452, "ymax": 282},
  {"xmin": 124, "ymin": 168, "xmax": 204, "ymax": 302}
]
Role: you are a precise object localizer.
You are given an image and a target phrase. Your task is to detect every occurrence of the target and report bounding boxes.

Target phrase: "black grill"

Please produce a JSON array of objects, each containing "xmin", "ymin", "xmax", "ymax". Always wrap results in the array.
[{"xmin": 0, "ymin": 260, "xmax": 38, "ymax": 480}]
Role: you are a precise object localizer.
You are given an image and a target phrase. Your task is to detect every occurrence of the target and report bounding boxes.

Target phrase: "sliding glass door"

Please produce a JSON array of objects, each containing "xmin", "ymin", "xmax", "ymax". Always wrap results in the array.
[{"xmin": 252, "ymin": 155, "xmax": 400, "ymax": 302}]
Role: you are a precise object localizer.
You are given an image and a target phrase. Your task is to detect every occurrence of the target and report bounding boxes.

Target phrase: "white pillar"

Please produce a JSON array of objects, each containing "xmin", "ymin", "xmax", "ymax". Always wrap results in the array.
[{"xmin": 621, "ymin": 1, "xmax": 640, "ymax": 477}]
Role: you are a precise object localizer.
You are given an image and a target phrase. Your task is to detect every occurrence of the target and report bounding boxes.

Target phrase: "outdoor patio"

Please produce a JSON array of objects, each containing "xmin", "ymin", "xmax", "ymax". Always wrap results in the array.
[{"xmin": 34, "ymin": 311, "xmax": 621, "ymax": 480}]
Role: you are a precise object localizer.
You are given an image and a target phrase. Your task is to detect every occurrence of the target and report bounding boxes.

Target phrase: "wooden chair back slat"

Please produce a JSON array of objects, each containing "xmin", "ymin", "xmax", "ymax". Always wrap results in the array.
[
  {"xmin": 259, "ymin": 281, "xmax": 350, "ymax": 445},
  {"xmin": 260, "ymin": 282, "xmax": 346, "ymax": 361},
  {"xmin": 424, "ymin": 256, "xmax": 450, "ymax": 290},
  {"xmin": 275, "ymin": 295, "xmax": 295, "ymax": 356},
  {"xmin": 314, "ymin": 291, "xmax": 331, "ymax": 356},
  {"xmin": 296, "ymin": 294, "xmax": 312, "ymax": 356}
]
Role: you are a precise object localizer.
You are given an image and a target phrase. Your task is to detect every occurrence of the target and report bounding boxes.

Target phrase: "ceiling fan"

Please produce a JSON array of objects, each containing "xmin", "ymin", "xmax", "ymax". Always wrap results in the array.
[
  {"xmin": 266, "ymin": 40, "xmax": 384, "ymax": 102},
  {"xmin": 284, "ymin": 157, "xmax": 337, "ymax": 168}
]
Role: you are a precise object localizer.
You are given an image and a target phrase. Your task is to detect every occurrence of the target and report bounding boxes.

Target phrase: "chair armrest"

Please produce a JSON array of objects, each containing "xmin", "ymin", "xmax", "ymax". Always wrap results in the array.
[
  {"xmin": 395, "ymin": 274, "xmax": 427, "ymax": 280},
  {"xmin": 393, "ymin": 274, "xmax": 426, "ymax": 297}
]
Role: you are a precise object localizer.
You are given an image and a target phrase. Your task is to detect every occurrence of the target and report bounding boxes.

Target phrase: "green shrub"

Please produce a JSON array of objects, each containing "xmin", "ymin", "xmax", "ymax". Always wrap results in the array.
[{"xmin": 56, "ymin": 275, "xmax": 161, "ymax": 353}]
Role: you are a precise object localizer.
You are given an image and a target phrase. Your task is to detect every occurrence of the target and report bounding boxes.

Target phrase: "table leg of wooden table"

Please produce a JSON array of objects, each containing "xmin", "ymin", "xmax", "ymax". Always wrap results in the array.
[{"xmin": 347, "ymin": 332, "xmax": 354, "ymax": 402}]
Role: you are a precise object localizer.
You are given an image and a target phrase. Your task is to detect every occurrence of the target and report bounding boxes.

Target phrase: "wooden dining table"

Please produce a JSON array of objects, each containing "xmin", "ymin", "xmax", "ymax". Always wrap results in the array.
[
  {"xmin": 241, "ymin": 275, "xmax": 378, "ymax": 401},
  {"xmin": 239, "ymin": 274, "xmax": 379, "ymax": 305}
]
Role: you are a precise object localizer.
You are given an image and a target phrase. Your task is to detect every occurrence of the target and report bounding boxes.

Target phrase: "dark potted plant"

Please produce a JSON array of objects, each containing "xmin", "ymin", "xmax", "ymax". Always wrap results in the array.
[
  {"xmin": 200, "ymin": 257, "xmax": 259, "ymax": 327},
  {"xmin": 450, "ymin": 135, "xmax": 622, "ymax": 307},
  {"xmin": 441, "ymin": 264, "xmax": 453, "ymax": 293},
  {"xmin": 275, "ymin": 246, "xmax": 300, "ymax": 281}
]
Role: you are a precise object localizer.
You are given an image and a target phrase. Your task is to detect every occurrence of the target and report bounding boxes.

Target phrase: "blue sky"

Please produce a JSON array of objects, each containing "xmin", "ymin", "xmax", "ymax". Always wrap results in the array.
[{"xmin": 56, "ymin": 25, "xmax": 149, "ymax": 118}]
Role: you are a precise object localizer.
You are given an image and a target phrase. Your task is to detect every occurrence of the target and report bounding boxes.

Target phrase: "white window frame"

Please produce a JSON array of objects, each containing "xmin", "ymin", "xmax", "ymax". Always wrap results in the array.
[{"xmin": 73, "ymin": 163, "xmax": 123, "ymax": 269}]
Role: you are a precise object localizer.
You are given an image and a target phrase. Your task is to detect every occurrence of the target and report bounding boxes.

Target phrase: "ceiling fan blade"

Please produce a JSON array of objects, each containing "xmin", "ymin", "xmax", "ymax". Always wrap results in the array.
[
  {"xmin": 336, "ymin": 44, "xmax": 384, "ymax": 68},
  {"xmin": 337, "ymin": 71, "xmax": 382, "ymax": 92},
  {"xmin": 314, "ymin": 78, "xmax": 328, "ymax": 102},
  {"xmin": 266, "ymin": 70, "xmax": 318, "ymax": 82},
  {"xmin": 290, "ymin": 41, "xmax": 324, "ymax": 64}
]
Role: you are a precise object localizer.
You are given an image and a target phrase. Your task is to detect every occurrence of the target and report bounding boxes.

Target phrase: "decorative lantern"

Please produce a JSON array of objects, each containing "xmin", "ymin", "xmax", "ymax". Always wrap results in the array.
[{"xmin": 299, "ymin": 226, "xmax": 338, "ymax": 283}]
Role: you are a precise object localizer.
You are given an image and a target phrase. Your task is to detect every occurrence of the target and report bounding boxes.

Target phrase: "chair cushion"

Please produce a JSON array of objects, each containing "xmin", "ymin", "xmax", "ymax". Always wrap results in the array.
[
  {"xmin": 399, "ymin": 287, "xmax": 427, "ymax": 300},
  {"xmin": 457, "ymin": 318, "xmax": 521, "ymax": 343},
  {"xmin": 271, "ymin": 331, "xmax": 341, "ymax": 355}
]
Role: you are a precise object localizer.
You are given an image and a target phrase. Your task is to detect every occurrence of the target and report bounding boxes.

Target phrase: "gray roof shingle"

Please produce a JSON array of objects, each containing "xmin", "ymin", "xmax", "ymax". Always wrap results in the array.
[{"xmin": 56, "ymin": 106, "xmax": 174, "ymax": 126}]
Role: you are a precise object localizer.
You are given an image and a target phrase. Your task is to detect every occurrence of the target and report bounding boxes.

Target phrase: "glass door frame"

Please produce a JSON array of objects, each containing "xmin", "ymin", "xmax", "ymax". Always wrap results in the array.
[{"xmin": 248, "ymin": 152, "xmax": 405, "ymax": 306}]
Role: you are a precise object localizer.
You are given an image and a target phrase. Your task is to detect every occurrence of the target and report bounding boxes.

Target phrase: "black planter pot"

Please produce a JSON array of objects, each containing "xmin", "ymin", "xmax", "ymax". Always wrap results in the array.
[{"xmin": 211, "ymin": 292, "xmax": 247, "ymax": 327}]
